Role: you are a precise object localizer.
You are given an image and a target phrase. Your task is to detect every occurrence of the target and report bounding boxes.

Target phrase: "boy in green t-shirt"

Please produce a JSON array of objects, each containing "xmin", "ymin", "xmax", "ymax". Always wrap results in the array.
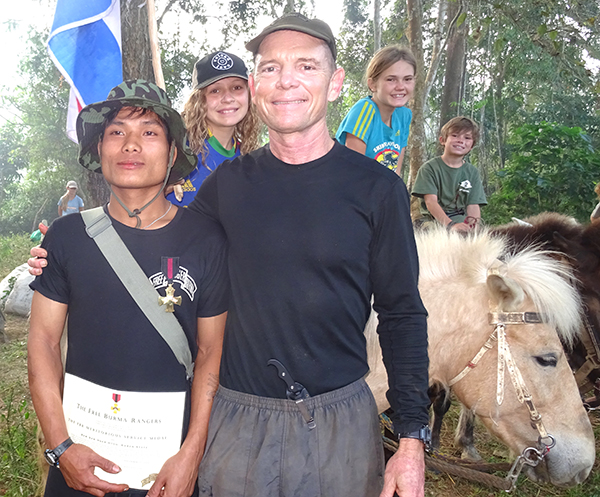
[{"xmin": 412, "ymin": 116, "xmax": 486, "ymax": 231}]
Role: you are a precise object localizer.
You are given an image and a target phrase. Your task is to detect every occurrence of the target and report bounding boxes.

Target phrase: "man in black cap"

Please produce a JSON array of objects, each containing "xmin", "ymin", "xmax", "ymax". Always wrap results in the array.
[
  {"xmin": 190, "ymin": 13, "xmax": 430, "ymax": 497},
  {"xmin": 28, "ymin": 80, "xmax": 229, "ymax": 497}
]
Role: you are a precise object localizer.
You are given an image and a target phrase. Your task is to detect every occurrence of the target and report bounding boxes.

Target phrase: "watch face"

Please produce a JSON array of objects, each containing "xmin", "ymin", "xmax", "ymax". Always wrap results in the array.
[{"xmin": 44, "ymin": 449, "xmax": 57, "ymax": 466}]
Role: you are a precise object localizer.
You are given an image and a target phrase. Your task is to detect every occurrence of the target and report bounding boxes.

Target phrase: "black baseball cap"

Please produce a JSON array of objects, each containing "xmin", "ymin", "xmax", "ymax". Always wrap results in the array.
[
  {"xmin": 245, "ymin": 13, "xmax": 337, "ymax": 61},
  {"xmin": 192, "ymin": 51, "xmax": 249, "ymax": 89}
]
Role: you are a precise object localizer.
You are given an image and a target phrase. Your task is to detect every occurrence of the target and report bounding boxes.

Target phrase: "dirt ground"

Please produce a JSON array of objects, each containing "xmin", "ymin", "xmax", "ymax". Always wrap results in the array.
[{"xmin": 1, "ymin": 313, "xmax": 599, "ymax": 496}]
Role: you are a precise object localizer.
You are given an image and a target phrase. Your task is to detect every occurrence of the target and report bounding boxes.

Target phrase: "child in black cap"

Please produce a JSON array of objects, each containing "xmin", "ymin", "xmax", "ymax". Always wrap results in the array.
[{"xmin": 167, "ymin": 51, "xmax": 261, "ymax": 207}]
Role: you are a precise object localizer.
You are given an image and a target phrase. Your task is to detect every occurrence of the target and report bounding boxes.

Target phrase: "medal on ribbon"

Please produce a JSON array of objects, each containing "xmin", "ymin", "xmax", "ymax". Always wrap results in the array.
[
  {"xmin": 111, "ymin": 393, "xmax": 121, "ymax": 414},
  {"xmin": 158, "ymin": 257, "xmax": 182, "ymax": 313}
]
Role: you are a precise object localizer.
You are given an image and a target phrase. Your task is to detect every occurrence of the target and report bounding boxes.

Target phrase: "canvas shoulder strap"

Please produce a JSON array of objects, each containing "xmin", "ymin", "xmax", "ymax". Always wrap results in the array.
[{"xmin": 81, "ymin": 207, "xmax": 194, "ymax": 379}]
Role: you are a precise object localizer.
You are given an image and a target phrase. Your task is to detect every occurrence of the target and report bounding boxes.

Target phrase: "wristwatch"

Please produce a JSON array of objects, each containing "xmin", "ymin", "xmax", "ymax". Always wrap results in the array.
[
  {"xmin": 399, "ymin": 425, "xmax": 432, "ymax": 450},
  {"xmin": 44, "ymin": 437, "xmax": 74, "ymax": 468}
]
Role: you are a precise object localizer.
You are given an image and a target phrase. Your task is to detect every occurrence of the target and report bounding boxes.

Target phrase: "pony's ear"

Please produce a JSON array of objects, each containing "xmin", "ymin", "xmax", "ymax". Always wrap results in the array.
[
  {"xmin": 552, "ymin": 231, "xmax": 575, "ymax": 253},
  {"xmin": 487, "ymin": 274, "xmax": 525, "ymax": 311}
]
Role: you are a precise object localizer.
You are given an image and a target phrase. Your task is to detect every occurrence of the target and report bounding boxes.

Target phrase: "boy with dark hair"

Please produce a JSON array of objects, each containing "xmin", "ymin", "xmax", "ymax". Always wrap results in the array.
[
  {"xmin": 412, "ymin": 116, "xmax": 487, "ymax": 231},
  {"xmin": 28, "ymin": 80, "xmax": 228, "ymax": 497}
]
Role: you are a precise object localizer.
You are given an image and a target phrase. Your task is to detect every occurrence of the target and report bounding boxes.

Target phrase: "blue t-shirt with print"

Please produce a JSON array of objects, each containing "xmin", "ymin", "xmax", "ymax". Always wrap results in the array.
[{"xmin": 336, "ymin": 96, "xmax": 412, "ymax": 172}]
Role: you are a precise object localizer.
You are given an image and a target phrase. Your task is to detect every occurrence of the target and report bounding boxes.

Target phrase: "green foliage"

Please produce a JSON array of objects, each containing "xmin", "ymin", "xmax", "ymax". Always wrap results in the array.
[
  {"xmin": 0, "ymin": 125, "xmax": 27, "ymax": 205},
  {"xmin": 486, "ymin": 123, "xmax": 600, "ymax": 224},
  {"xmin": 0, "ymin": 234, "xmax": 35, "ymax": 281},
  {"xmin": 0, "ymin": 389, "xmax": 40, "ymax": 497},
  {"xmin": 0, "ymin": 28, "xmax": 82, "ymax": 235}
]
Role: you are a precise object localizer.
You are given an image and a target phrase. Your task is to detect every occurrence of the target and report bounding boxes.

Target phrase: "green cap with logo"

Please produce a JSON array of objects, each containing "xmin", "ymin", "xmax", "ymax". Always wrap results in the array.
[
  {"xmin": 76, "ymin": 80, "xmax": 197, "ymax": 184},
  {"xmin": 245, "ymin": 13, "xmax": 337, "ymax": 61}
]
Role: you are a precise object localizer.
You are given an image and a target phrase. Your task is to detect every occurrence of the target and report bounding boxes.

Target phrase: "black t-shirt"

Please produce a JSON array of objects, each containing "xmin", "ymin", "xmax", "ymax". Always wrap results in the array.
[
  {"xmin": 189, "ymin": 142, "xmax": 429, "ymax": 433},
  {"xmin": 31, "ymin": 206, "xmax": 229, "ymax": 397}
]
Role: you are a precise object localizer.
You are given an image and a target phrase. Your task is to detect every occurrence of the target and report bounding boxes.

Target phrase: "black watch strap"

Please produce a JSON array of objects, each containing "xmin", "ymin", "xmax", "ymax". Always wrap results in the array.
[
  {"xmin": 44, "ymin": 437, "xmax": 74, "ymax": 467},
  {"xmin": 399, "ymin": 425, "xmax": 432, "ymax": 449}
]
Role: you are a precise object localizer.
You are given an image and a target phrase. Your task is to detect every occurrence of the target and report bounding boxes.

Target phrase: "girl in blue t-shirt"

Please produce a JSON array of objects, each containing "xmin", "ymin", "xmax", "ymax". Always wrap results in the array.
[
  {"xmin": 336, "ymin": 46, "xmax": 416, "ymax": 175},
  {"xmin": 167, "ymin": 51, "xmax": 261, "ymax": 206}
]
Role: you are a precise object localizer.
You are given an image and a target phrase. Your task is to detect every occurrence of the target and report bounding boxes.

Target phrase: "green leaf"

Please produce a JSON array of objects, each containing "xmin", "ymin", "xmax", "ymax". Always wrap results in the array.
[{"xmin": 456, "ymin": 12, "xmax": 467, "ymax": 28}]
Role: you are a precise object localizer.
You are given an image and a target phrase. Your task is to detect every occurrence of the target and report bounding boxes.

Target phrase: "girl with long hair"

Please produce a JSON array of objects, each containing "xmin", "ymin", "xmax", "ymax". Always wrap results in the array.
[
  {"xmin": 167, "ymin": 51, "xmax": 261, "ymax": 206},
  {"xmin": 336, "ymin": 45, "xmax": 416, "ymax": 175}
]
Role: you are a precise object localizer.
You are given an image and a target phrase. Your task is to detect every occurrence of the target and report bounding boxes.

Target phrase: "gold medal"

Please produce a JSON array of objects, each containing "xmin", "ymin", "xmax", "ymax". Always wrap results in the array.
[{"xmin": 159, "ymin": 283, "xmax": 182, "ymax": 313}]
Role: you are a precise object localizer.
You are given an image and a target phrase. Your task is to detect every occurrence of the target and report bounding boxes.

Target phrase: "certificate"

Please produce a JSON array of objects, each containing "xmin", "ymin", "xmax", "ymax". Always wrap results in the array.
[{"xmin": 62, "ymin": 373, "xmax": 186, "ymax": 490}]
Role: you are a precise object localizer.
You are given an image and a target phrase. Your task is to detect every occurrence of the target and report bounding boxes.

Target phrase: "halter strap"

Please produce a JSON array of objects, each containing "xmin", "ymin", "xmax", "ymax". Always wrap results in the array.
[
  {"xmin": 489, "ymin": 312, "xmax": 545, "ymax": 325},
  {"xmin": 448, "ymin": 312, "xmax": 555, "ymax": 450}
]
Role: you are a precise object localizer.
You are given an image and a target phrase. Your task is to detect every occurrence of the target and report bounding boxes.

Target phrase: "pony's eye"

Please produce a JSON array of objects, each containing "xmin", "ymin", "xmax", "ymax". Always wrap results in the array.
[{"xmin": 534, "ymin": 354, "xmax": 558, "ymax": 367}]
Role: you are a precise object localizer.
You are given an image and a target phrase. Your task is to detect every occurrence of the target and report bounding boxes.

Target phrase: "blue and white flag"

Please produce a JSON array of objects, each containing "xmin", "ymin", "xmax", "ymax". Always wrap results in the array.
[{"xmin": 47, "ymin": 0, "xmax": 122, "ymax": 143}]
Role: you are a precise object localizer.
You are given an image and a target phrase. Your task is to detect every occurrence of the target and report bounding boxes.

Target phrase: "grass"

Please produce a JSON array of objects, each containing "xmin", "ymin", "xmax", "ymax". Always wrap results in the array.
[
  {"xmin": 0, "ymin": 291, "xmax": 599, "ymax": 495},
  {"xmin": 0, "ymin": 315, "xmax": 43, "ymax": 497},
  {"xmin": 421, "ymin": 408, "xmax": 600, "ymax": 496},
  {"xmin": 0, "ymin": 234, "xmax": 36, "ymax": 282}
]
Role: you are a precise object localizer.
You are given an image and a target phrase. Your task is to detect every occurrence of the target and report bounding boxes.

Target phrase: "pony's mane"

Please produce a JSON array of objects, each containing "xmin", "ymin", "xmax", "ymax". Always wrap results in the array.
[{"xmin": 416, "ymin": 227, "xmax": 582, "ymax": 346}]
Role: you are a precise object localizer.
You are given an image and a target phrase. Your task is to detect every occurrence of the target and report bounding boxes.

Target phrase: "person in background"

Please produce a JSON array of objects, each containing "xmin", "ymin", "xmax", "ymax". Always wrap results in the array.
[
  {"xmin": 167, "ymin": 51, "xmax": 261, "ymax": 207},
  {"xmin": 412, "ymin": 116, "xmax": 486, "ymax": 231},
  {"xmin": 57, "ymin": 180, "xmax": 84, "ymax": 216},
  {"xmin": 336, "ymin": 45, "xmax": 416, "ymax": 176}
]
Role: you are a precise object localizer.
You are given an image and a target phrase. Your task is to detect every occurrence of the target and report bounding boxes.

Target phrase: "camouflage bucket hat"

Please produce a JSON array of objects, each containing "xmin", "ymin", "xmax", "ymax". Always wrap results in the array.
[{"xmin": 76, "ymin": 80, "xmax": 197, "ymax": 184}]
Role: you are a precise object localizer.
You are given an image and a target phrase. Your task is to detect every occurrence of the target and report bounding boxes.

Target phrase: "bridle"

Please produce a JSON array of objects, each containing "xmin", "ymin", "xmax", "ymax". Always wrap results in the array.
[{"xmin": 447, "ymin": 309, "xmax": 556, "ymax": 490}]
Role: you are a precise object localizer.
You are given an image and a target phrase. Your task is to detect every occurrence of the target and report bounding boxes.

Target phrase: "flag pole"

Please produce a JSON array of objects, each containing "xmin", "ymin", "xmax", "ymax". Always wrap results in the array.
[{"xmin": 147, "ymin": 0, "xmax": 165, "ymax": 90}]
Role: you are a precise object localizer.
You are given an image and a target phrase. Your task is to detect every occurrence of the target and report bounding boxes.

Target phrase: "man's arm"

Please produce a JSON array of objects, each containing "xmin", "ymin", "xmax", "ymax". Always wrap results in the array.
[
  {"xmin": 28, "ymin": 291, "xmax": 127, "ymax": 497},
  {"xmin": 28, "ymin": 222, "xmax": 49, "ymax": 275},
  {"xmin": 147, "ymin": 312, "xmax": 227, "ymax": 497},
  {"xmin": 380, "ymin": 439, "xmax": 425, "ymax": 497},
  {"xmin": 370, "ymin": 181, "xmax": 429, "ymax": 497}
]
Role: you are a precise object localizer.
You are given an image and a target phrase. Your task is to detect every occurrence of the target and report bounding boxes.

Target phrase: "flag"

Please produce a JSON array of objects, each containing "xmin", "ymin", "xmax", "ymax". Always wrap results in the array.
[{"xmin": 47, "ymin": 0, "xmax": 123, "ymax": 143}]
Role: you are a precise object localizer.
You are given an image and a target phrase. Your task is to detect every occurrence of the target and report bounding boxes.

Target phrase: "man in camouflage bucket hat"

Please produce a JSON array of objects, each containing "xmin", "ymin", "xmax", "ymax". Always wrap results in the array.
[
  {"xmin": 76, "ymin": 80, "xmax": 197, "ymax": 227},
  {"xmin": 28, "ymin": 80, "xmax": 229, "ymax": 497}
]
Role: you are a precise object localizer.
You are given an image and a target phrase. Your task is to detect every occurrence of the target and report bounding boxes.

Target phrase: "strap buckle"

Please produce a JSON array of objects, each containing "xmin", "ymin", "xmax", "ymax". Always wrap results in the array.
[{"xmin": 84, "ymin": 210, "xmax": 113, "ymax": 239}]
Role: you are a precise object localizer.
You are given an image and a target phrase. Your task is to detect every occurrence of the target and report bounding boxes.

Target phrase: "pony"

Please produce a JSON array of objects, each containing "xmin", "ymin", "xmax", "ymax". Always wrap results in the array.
[
  {"xmin": 365, "ymin": 227, "xmax": 596, "ymax": 486},
  {"xmin": 427, "ymin": 213, "xmax": 600, "ymax": 469}
]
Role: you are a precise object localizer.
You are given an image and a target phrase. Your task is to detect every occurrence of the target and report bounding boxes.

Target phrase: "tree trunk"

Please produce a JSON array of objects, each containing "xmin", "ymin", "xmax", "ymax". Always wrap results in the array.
[
  {"xmin": 374, "ymin": 0, "xmax": 381, "ymax": 52},
  {"xmin": 438, "ymin": 0, "xmax": 467, "ymax": 137},
  {"xmin": 84, "ymin": 0, "xmax": 155, "ymax": 207},
  {"xmin": 85, "ymin": 170, "xmax": 111, "ymax": 208},
  {"xmin": 121, "ymin": 0, "xmax": 154, "ymax": 81},
  {"xmin": 405, "ymin": 0, "xmax": 426, "ymax": 194}
]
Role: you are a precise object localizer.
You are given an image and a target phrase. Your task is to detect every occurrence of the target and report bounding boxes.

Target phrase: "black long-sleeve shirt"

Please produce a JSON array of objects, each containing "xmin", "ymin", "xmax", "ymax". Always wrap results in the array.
[{"xmin": 189, "ymin": 142, "xmax": 429, "ymax": 433}]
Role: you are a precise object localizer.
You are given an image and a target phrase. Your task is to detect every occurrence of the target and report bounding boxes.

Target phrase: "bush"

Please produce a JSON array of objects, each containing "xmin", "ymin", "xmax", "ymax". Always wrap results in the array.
[
  {"xmin": 486, "ymin": 122, "xmax": 600, "ymax": 224},
  {"xmin": 0, "ymin": 234, "xmax": 37, "ymax": 281}
]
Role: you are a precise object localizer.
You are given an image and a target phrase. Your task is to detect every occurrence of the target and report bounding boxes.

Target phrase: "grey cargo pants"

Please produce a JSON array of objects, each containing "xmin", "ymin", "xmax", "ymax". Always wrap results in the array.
[{"xmin": 197, "ymin": 378, "xmax": 385, "ymax": 497}]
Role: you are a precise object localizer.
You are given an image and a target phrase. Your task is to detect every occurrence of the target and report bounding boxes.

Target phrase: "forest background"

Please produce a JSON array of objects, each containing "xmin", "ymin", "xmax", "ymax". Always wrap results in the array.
[{"xmin": 1, "ymin": 0, "xmax": 600, "ymax": 235}]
